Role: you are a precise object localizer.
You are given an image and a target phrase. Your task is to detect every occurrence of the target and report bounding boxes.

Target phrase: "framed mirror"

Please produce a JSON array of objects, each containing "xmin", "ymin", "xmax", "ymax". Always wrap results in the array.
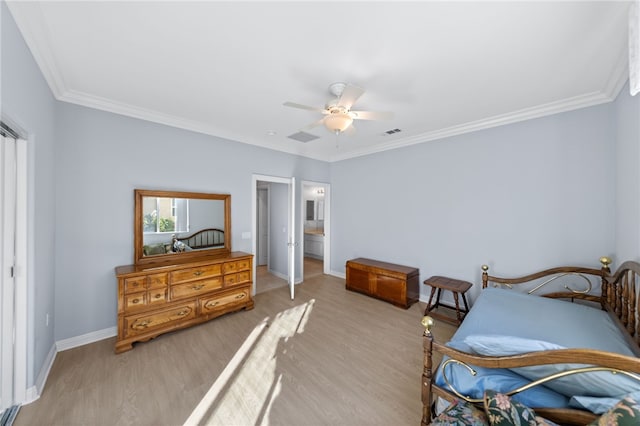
[{"xmin": 134, "ymin": 189, "xmax": 231, "ymax": 265}]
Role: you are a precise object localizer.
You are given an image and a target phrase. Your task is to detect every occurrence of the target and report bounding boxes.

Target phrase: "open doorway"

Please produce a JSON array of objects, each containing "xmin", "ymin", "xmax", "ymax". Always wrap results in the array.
[
  {"xmin": 251, "ymin": 175, "xmax": 296, "ymax": 298},
  {"xmin": 300, "ymin": 181, "xmax": 330, "ymax": 280}
]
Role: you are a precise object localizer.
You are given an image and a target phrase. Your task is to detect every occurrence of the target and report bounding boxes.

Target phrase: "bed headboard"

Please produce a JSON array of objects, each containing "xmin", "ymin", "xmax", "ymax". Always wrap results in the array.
[
  {"xmin": 480, "ymin": 257, "xmax": 610, "ymax": 303},
  {"xmin": 176, "ymin": 228, "xmax": 225, "ymax": 250},
  {"xmin": 481, "ymin": 257, "xmax": 640, "ymax": 356}
]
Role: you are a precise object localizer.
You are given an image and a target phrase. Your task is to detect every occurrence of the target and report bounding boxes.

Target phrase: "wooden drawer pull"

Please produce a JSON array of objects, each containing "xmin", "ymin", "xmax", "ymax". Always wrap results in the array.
[
  {"xmin": 132, "ymin": 298, "xmax": 140, "ymax": 304},
  {"xmin": 205, "ymin": 301, "xmax": 219, "ymax": 309},
  {"xmin": 177, "ymin": 309, "xmax": 189, "ymax": 317},
  {"xmin": 191, "ymin": 284, "xmax": 205, "ymax": 290},
  {"xmin": 132, "ymin": 320, "xmax": 151, "ymax": 329},
  {"xmin": 154, "ymin": 294, "xmax": 162, "ymax": 299},
  {"xmin": 235, "ymin": 293, "xmax": 245, "ymax": 299},
  {"xmin": 193, "ymin": 271, "xmax": 203, "ymax": 276}
]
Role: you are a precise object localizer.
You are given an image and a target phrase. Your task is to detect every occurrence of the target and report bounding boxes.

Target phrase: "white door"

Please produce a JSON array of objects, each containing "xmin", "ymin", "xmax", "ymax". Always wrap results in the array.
[
  {"xmin": 0, "ymin": 135, "xmax": 17, "ymax": 413},
  {"xmin": 288, "ymin": 177, "xmax": 296, "ymax": 299},
  {"xmin": 252, "ymin": 175, "xmax": 297, "ymax": 299}
]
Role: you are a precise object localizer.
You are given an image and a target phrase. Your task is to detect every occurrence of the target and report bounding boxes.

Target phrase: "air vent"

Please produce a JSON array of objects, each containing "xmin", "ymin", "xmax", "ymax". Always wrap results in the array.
[
  {"xmin": 287, "ymin": 131, "xmax": 320, "ymax": 143},
  {"xmin": 382, "ymin": 128, "xmax": 402, "ymax": 136}
]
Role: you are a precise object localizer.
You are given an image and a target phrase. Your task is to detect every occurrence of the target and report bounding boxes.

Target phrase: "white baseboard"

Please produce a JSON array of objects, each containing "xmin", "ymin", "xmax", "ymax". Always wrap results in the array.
[
  {"xmin": 56, "ymin": 326, "xmax": 117, "ymax": 352},
  {"xmin": 329, "ymin": 270, "xmax": 345, "ymax": 279},
  {"xmin": 23, "ymin": 342, "xmax": 56, "ymax": 405},
  {"xmin": 22, "ymin": 327, "xmax": 117, "ymax": 405},
  {"xmin": 268, "ymin": 269, "xmax": 288, "ymax": 282}
]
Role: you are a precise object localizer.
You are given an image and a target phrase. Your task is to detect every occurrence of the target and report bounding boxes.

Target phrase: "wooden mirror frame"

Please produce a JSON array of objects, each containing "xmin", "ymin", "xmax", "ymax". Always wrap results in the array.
[{"xmin": 134, "ymin": 189, "xmax": 231, "ymax": 265}]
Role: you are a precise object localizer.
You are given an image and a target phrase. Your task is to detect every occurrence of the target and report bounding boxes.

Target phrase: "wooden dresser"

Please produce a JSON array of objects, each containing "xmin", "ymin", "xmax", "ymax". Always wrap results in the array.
[
  {"xmin": 346, "ymin": 258, "xmax": 419, "ymax": 309},
  {"xmin": 115, "ymin": 252, "xmax": 253, "ymax": 353}
]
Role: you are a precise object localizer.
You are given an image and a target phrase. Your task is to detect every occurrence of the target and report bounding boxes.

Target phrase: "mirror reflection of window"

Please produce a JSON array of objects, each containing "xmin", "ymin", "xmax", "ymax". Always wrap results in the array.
[{"xmin": 142, "ymin": 197, "xmax": 189, "ymax": 233}]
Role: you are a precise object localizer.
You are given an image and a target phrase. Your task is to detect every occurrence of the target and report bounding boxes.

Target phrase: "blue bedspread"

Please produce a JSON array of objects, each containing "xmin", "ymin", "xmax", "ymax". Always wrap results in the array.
[{"xmin": 433, "ymin": 287, "xmax": 638, "ymax": 408}]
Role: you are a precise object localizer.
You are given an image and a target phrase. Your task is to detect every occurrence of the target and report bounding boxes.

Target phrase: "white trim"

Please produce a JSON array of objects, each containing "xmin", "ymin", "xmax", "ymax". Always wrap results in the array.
[
  {"xmin": 329, "ymin": 88, "xmax": 623, "ymax": 162},
  {"xmin": 21, "ymin": 325, "xmax": 117, "ymax": 406},
  {"xmin": 8, "ymin": 1, "xmax": 630, "ymax": 164},
  {"xmin": 23, "ymin": 343, "xmax": 55, "ymax": 405},
  {"xmin": 329, "ymin": 270, "xmax": 346, "ymax": 280},
  {"xmin": 55, "ymin": 326, "xmax": 117, "ymax": 352},
  {"xmin": 5, "ymin": 2, "xmax": 66, "ymax": 98},
  {"xmin": 251, "ymin": 174, "xmax": 296, "ymax": 297},
  {"xmin": 13, "ymin": 139, "xmax": 27, "ymax": 405},
  {"xmin": 300, "ymin": 181, "xmax": 331, "ymax": 278},
  {"xmin": 267, "ymin": 269, "xmax": 288, "ymax": 282}
]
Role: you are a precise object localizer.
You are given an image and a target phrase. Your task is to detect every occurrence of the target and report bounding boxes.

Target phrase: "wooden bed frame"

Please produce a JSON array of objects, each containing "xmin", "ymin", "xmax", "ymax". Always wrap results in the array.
[
  {"xmin": 421, "ymin": 257, "xmax": 640, "ymax": 425},
  {"xmin": 175, "ymin": 228, "xmax": 224, "ymax": 250}
]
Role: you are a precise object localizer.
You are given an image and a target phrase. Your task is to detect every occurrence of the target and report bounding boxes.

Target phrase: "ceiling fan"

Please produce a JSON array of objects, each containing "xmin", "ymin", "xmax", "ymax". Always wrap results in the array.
[{"xmin": 283, "ymin": 82, "xmax": 394, "ymax": 135}]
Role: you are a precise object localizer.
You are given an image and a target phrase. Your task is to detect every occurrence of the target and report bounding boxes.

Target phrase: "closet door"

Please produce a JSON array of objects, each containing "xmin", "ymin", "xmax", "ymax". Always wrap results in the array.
[{"xmin": 0, "ymin": 135, "xmax": 17, "ymax": 413}]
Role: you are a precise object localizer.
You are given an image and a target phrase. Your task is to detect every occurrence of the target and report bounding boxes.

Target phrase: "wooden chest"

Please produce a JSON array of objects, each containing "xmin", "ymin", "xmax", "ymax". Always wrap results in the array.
[
  {"xmin": 345, "ymin": 258, "xmax": 419, "ymax": 309},
  {"xmin": 115, "ymin": 252, "xmax": 253, "ymax": 353}
]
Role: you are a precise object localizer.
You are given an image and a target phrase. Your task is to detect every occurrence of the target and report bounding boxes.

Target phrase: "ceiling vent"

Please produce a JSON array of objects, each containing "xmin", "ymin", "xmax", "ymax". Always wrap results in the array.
[
  {"xmin": 382, "ymin": 128, "xmax": 402, "ymax": 136},
  {"xmin": 287, "ymin": 131, "xmax": 320, "ymax": 143}
]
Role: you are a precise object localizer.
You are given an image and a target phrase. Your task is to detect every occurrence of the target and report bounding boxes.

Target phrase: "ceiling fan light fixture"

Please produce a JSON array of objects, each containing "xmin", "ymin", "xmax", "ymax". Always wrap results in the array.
[{"xmin": 324, "ymin": 111, "xmax": 353, "ymax": 133}]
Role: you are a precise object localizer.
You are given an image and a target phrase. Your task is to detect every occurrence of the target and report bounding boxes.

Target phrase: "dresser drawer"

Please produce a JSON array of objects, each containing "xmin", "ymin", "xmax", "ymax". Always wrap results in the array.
[
  {"xmin": 148, "ymin": 289, "xmax": 167, "ymax": 305},
  {"xmin": 224, "ymin": 271, "xmax": 251, "ymax": 287},
  {"xmin": 147, "ymin": 273, "xmax": 168, "ymax": 289},
  {"xmin": 200, "ymin": 288, "xmax": 250, "ymax": 314},
  {"xmin": 124, "ymin": 276, "xmax": 147, "ymax": 294},
  {"xmin": 124, "ymin": 302, "xmax": 196, "ymax": 338},
  {"xmin": 124, "ymin": 292, "xmax": 147, "ymax": 310},
  {"xmin": 170, "ymin": 277, "xmax": 223, "ymax": 299},
  {"xmin": 170, "ymin": 264, "xmax": 222, "ymax": 284},
  {"xmin": 223, "ymin": 259, "xmax": 250, "ymax": 274}
]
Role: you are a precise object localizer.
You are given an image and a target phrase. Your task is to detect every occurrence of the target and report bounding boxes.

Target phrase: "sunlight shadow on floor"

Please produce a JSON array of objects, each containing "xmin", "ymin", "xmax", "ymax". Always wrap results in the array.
[{"xmin": 183, "ymin": 299, "xmax": 315, "ymax": 425}]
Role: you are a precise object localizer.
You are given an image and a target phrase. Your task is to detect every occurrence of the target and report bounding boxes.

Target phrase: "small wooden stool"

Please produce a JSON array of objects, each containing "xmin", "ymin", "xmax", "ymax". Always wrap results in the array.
[{"xmin": 423, "ymin": 276, "xmax": 472, "ymax": 325}]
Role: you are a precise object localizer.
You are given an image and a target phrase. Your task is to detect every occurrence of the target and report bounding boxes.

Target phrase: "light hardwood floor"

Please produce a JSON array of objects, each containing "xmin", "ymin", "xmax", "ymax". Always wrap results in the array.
[{"xmin": 16, "ymin": 265, "xmax": 456, "ymax": 426}]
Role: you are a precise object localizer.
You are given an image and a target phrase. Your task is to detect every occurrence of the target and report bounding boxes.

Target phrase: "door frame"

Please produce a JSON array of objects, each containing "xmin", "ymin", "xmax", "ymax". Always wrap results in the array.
[
  {"xmin": 0, "ymin": 133, "xmax": 27, "ymax": 411},
  {"xmin": 251, "ymin": 174, "xmax": 296, "ymax": 298},
  {"xmin": 300, "ymin": 181, "xmax": 331, "ymax": 278}
]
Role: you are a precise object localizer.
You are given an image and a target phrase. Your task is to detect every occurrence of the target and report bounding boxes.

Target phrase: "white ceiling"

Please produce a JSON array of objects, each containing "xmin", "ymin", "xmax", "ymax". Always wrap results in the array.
[{"xmin": 7, "ymin": 1, "xmax": 631, "ymax": 162}]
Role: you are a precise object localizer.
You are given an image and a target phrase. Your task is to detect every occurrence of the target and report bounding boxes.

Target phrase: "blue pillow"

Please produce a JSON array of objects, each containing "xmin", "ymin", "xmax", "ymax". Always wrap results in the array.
[
  {"xmin": 570, "ymin": 391, "xmax": 640, "ymax": 414},
  {"xmin": 435, "ymin": 340, "xmax": 569, "ymax": 408},
  {"xmin": 464, "ymin": 334, "xmax": 640, "ymax": 398}
]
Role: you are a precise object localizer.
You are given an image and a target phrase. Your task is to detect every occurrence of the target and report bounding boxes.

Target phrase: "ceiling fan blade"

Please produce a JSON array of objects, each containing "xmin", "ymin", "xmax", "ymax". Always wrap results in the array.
[
  {"xmin": 300, "ymin": 118, "xmax": 325, "ymax": 132},
  {"xmin": 338, "ymin": 84, "xmax": 365, "ymax": 110},
  {"xmin": 283, "ymin": 101, "xmax": 326, "ymax": 113},
  {"xmin": 350, "ymin": 110, "xmax": 394, "ymax": 120}
]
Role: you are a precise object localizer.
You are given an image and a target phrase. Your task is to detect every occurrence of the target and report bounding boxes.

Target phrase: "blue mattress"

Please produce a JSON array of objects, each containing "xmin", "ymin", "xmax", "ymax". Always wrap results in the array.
[{"xmin": 433, "ymin": 287, "xmax": 639, "ymax": 408}]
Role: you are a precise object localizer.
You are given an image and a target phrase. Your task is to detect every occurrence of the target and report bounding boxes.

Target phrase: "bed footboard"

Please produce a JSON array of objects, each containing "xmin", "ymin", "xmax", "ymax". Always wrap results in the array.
[
  {"xmin": 421, "ymin": 315, "xmax": 640, "ymax": 425},
  {"xmin": 422, "ymin": 258, "xmax": 640, "ymax": 425}
]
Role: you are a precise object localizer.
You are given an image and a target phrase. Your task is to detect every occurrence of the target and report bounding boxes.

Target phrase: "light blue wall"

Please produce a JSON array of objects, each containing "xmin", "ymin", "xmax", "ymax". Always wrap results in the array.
[
  {"xmin": 4, "ymin": 0, "xmax": 638, "ymax": 394},
  {"xmin": 53, "ymin": 102, "xmax": 329, "ymax": 340},
  {"xmin": 1, "ymin": 2, "xmax": 57, "ymax": 387},
  {"xmin": 330, "ymin": 103, "xmax": 616, "ymax": 301},
  {"xmin": 615, "ymin": 84, "xmax": 640, "ymax": 262}
]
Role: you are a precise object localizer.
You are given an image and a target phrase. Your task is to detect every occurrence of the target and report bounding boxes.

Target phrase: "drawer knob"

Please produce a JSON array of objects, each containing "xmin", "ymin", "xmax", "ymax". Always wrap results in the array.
[
  {"xmin": 132, "ymin": 299, "xmax": 139, "ymax": 304},
  {"xmin": 193, "ymin": 271, "xmax": 203, "ymax": 276},
  {"xmin": 133, "ymin": 320, "xmax": 151, "ymax": 329},
  {"xmin": 191, "ymin": 284, "xmax": 205, "ymax": 290},
  {"xmin": 177, "ymin": 309, "xmax": 189, "ymax": 317},
  {"xmin": 205, "ymin": 301, "xmax": 219, "ymax": 309},
  {"xmin": 154, "ymin": 294, "xmax": 162, "ymax": 299},
  {"xmin": 235, "ymin": 293, "xmax": 245, "ymax": 300}
]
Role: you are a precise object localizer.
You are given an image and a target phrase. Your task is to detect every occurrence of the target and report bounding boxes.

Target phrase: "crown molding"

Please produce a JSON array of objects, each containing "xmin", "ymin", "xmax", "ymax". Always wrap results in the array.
[
  {"xmin": 8, "ymin": 0, "xmax": 627, "ymax": 164},
  {"xmin": 330, "ymin": 88, "xmax": 621, "ymax": 162},
  {"xmin": 6, "ymin": 1, "xmax": 66, "ymax": 98},
  {"xmin": 58, "ymin": 88, "xmax": 327, "ymax": 161},
  {"xmin": 329, "ymin": 44, "xmax": 630, "ymax": 162}
]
